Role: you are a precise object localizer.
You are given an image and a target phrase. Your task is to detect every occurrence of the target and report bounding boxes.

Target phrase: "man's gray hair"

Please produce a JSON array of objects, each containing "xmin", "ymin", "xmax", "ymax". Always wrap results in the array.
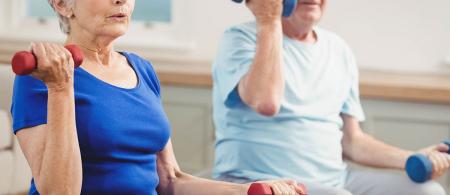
[{"xmin": 47, "ymin": 0, "xmax": 75, "ymax": 34}]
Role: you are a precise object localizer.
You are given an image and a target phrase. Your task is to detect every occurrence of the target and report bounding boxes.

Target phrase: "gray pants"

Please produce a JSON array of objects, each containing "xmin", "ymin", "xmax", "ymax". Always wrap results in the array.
[{"xmin": 217, "ymin": 170, "xmax": 446, "ymax": 195}]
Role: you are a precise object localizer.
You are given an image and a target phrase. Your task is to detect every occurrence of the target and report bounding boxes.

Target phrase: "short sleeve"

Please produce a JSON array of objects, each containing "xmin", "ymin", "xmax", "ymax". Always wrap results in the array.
[
  {"xmin": 340, "ymin": 48, "xmax": 365, "ymax": 121},
  {"xmin": 147, "ymin": 64, "xmax": 161, "ymax": 98},
  {"xmin": 212, "ymin": 24, "xmax": 257, "ymax": 108},
  {"xmin": 122, "ymin": 52, "xmax": 161, "ymax": 98},
  {"xmin": 142, "ymin": 60, "xmax": 161, "ymax": 98},
  {"xmin": 10, "ymin": 75, "xmax": 48, "ymax": 134}
]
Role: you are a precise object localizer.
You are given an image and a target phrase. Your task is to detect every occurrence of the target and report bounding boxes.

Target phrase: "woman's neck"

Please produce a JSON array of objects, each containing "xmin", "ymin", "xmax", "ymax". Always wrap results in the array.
[{"xmin": 66, "ymin": 31, "xmax": 116, "ymax": 67}]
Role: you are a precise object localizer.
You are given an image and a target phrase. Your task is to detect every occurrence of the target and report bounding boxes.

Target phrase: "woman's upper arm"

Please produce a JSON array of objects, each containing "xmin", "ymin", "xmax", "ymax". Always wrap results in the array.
[{"xmin": 16, "ymin": 124, "xmax": 48, "ymax": 180}]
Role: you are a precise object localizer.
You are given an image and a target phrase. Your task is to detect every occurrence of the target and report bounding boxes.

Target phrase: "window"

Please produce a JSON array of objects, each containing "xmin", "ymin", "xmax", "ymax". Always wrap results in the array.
[{"xmin": 27, "ymin": 0, "xmax": 172, "ymax": 23}]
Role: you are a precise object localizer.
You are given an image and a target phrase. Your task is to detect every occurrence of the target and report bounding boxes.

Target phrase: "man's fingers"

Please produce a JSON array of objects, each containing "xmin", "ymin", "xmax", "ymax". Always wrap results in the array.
[
  {"xmin": 435, "ymin": 143, "xmax": 449, "ymax": 153},
  {"xmin": 430, "ymin": 152, "xmax": 447, "ymax": 179}
]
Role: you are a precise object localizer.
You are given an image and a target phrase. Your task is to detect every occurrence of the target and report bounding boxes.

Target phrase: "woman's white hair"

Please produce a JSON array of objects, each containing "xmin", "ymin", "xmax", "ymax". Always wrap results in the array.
[{"xmin": 47, "ymin": 0, "xmax": 75, "ymax": 34}]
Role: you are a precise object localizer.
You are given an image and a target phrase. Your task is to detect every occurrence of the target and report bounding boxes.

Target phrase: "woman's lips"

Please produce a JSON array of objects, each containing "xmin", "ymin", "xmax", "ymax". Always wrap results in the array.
[
  {"xmin": 107, "ymin": 13, "xmax": 128, "ymax": 21},
  {"xmin": 109, "ymin": 13, "xmax": 127, "ymax": 17}
]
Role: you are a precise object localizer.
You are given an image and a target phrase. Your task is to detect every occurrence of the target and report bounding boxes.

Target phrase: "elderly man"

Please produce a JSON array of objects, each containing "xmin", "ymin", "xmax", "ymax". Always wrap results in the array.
[{"xmin": 212, "ymin": 0, "xmax": 449, "ymax": 194}]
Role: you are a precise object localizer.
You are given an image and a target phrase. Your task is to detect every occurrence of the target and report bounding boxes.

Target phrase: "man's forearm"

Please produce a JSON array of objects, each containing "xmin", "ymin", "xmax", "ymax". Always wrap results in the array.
[
  {"xmin": 239, "ymin": 21, "xmax": 284, "ymax": 115},
  {"xmin": 343, "ymin": 132, "xmax": 414, "ymax": 170}
]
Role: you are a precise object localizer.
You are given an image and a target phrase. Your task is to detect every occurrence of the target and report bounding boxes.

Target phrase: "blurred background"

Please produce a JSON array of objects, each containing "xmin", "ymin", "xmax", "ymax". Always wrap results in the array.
[{"xmin": 0, "ymin": 0, "xmax": 449, "ymax": 194}]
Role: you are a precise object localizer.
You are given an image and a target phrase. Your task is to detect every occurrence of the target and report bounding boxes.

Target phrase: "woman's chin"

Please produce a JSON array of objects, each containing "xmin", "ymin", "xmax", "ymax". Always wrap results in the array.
[{"xmin": 98, "ymin": 27, "xmax": 128, "ymax": 39}]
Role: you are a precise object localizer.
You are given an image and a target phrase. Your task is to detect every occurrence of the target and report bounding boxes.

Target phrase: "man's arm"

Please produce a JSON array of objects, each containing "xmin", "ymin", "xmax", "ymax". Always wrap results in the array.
[
  {"xmin": 341, "ymin": 114, "xmax": 413, "ymax": 169},
  {"xmin": 237, "ymin": 0, "xmax": 284, "ymax": 116},
  {"xmin": 341, "ymin": 114, "xmax": 450, "ymax": 179}
]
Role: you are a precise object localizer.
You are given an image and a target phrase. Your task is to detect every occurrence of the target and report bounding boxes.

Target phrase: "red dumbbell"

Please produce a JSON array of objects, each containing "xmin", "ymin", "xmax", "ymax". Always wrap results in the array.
[
  {"xmin": 248, "ymin": 183, "xmax": 307, "ymax": 195},
  {"xmin": 11, "ymin": 44, "xmax": 84, "ymax": 75}
]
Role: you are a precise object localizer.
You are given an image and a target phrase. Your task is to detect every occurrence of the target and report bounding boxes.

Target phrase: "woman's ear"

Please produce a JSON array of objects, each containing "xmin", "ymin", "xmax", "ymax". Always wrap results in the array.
[{"xmin": 53, "ymin": 0, "xmax": 74, "ymax": 18}]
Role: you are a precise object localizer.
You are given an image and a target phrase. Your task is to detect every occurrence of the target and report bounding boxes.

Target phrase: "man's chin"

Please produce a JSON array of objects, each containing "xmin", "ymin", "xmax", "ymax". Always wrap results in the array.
[{"xmin": 299, "ymin": 13, "xmax": 322, "ymax": 23}]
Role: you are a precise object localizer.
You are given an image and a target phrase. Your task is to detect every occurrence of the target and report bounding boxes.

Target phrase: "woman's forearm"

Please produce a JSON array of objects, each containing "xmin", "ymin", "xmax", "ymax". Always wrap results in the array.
[
  {"xmin": 160, "ymin": 171, "xmax": 247, "ymax": 195},
  {"xmin": 37, "ymin": 87, "xmax": 82, "ymax": 195}
]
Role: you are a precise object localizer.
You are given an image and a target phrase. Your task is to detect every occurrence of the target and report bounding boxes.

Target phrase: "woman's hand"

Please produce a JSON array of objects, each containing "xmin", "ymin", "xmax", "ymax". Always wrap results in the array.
[
  {"xmin": 245, "ymin": 179, "xmax": 307, "ymax": 195},
  {"xmin": 417, "ymin": 143, "xmax": 450, "ymax": 179},
  {"xmin": 30, "ymin": 42, "xmax": 75, "ymax": 91}
]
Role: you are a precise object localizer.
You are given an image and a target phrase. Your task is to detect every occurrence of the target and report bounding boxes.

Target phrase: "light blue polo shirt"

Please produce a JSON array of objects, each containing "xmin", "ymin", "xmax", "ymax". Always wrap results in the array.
[{"xmin": 212, "ymin": 22, "xmax": 365, "ymax": 187}]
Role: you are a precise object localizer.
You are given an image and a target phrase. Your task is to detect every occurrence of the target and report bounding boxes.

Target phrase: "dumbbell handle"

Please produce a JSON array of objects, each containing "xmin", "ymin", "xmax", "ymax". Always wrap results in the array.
[
  {"xmin": 11, "ymin": 45, "xmax": 84, "ymax": 75},
  {"xmin": 231, "ymin": 0, "xmax": 298, "ymax": 17},
  {"xmin": 248, "ymin": 183, "xmax": 307, "ymax": 195},
  {"xmin": 406, "ymin": 140, "xmax": 450, "ymax": 183}
]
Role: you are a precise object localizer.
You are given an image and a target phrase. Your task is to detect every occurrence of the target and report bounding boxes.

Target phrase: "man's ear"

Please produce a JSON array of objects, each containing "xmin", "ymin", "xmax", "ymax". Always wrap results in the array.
[{"xmin": 53, "ymin": 0, "xmax": 74, "ymax": 18}]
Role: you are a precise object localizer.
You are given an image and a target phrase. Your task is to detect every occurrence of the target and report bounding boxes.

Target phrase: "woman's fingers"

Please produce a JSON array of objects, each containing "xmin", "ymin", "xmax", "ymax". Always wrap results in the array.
[
  {"xmin": 270, "ymin": 180, "xmax": 298, "ymax": 195},
  {"xmin": 256, "ymin": 179, "xmax": 306, "ymax": 195},
  {"xmin": 28, "ymin": 42, "xmax": 75, "ymax": 90},
  {"xmin": 269, "ymin": 182, "xmax": 282, "ymax": 195},
  {"xmin": 292, "ymin": 183, "xmax": 307, "ymax": 195},
  {"xmin": 32, "ymin": 42, "xmax": 46, "ymax": 62}
]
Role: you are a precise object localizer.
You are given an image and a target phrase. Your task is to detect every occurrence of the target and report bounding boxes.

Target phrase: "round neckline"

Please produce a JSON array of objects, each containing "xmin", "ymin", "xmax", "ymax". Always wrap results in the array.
[
  {"xmin": 76, "ymin": 52, "xmax": 142, "ymax": 92},
  {"xmin": 283, "ymin": 27, "xmax": 321, "ymax": 49}
]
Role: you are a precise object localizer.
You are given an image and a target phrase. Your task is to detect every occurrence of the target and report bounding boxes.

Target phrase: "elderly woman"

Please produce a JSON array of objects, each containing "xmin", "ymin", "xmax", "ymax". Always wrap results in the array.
[{"xmin": 10, "ymin": 0, "xmax": 306, "ymax": 195}]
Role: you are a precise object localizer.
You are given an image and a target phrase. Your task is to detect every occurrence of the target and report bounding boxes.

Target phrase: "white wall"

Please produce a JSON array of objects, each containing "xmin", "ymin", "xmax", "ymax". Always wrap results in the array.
[
  {"xmin": 187, "ymin": 0, "xmax": 450, "ymax": 74},
  {"xmin": 183, "ymin": 0, "xmax": 252, "ymax": 60},
  {"xmin": 0, "ymin": 1, "xmax": 9, "ymax": 32},
  {"xmin": 320, "ymin": 0, "xmax": 450, "ymax": 74}
]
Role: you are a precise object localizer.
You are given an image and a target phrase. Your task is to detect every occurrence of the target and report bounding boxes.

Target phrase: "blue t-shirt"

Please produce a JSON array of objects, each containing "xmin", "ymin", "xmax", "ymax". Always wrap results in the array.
[
  {"xmin": 11, "ymin": 52, "xmax": 171, "ymax": 195},
  {"xmin": 212, "ymin": 22, "xmax": 365, "ymax": 187}
]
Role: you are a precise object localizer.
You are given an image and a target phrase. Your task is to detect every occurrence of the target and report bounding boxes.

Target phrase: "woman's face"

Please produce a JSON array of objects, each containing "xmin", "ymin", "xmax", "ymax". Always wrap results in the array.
[{"xmin": 71, "ymin": 0, "xmax": 135, "ymax": 38}]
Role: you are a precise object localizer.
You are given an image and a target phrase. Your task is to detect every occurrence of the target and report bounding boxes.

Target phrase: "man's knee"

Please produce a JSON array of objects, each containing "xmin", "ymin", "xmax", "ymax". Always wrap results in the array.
[
  {"xmin": 335, "ymin": 190, "xmax": 353, "ymax": 195},
  {"xmin": 325, "ymin": 189, "xmax": 352, "ymax": 195},
  {"xmin": 407, "ymin": 181, "xmax": 446, "ymax": 195}
]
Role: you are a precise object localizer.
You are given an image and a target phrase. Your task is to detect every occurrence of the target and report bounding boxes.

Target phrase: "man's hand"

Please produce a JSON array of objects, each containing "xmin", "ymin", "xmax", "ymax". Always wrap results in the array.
[
  {"xmin": 417, "ymin": 143, "xmax": 450, "ymax": 179},
  {"xmin": 246, "ymin": 0, "xmax": 283, "ymax": 25}
]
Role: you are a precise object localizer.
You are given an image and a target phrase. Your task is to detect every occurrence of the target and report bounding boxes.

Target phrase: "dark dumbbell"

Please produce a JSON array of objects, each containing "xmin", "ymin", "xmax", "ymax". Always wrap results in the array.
[
  {"xmin": 11, "ymin": 45, "xmax": 84, "ymax": 75},
  {"xmin": 248, "ymin": 182, "xmax": 307, "ymax": 195},
  {"xmin": 405, "ymin": 140, "xmax": 450, "ymax": 183},
  {"xmin": 231, "ymin": 0, "xmax": 298, "ymax": 17}
]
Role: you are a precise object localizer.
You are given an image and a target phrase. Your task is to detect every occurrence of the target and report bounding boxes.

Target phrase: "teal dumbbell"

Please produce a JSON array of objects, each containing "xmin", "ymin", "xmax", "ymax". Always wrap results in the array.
[
  {"xmin": 231, "ymin": 0, "xmax": 298, "ymax": 17},
  {"xmin": 405, "ymin": 140, "xmax": 450, "ymax": 183}
]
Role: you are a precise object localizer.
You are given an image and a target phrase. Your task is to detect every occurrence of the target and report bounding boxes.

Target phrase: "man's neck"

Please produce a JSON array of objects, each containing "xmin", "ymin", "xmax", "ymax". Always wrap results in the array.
[{"xmin": 282, "ymin": 20, "xmax": 317, "ymax": 43}]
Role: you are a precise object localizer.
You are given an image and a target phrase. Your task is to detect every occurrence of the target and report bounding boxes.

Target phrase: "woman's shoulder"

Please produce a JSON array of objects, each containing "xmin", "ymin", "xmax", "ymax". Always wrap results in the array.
[
  {"xmin": 120, "ymin": 52, "xmax": 153, "ymax": 69},
  {"xmin": 120, "ymin": 51, "xmax": 161, "ymax": 94},
  {"xmin": 121, "ymin": 52, "xmax": 158, "ymax": 76}
]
